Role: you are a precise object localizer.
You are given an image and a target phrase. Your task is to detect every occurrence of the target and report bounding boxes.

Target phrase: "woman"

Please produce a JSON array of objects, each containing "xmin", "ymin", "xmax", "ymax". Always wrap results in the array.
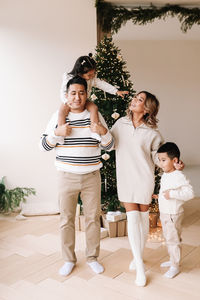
[{"xmin": 110, "ymin": 91, "xmax": 163, "ymax": 286}]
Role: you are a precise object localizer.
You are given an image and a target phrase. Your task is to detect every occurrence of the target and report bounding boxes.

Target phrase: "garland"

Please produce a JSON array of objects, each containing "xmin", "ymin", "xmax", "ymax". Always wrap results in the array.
[{"xmin": 96, "ymin": 0, "xmax": 200, "ymax": 34}]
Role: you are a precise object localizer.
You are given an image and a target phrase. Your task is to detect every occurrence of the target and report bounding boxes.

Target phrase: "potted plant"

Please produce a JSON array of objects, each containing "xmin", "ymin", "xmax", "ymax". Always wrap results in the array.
[{"xmin": 0, "ymin": 176, "xmax": 36, "ymax": 213}]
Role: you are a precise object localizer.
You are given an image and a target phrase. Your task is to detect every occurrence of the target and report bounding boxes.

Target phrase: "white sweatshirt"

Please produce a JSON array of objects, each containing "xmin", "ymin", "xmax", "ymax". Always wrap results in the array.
[
  {"xmin": 158, "ymin": 170, "xmax": 194, "ymax": 214},
  {"xmin": 60, "ymin": 73, "xmax": 118, "ymax": 103},
  {"xmin": 39, "ymin": 110, "xmax": 114, "ymax": 174}
]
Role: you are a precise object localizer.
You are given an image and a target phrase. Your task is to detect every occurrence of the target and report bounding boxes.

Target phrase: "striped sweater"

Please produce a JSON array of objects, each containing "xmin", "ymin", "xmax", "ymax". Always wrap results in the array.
[{"xmin": 40, "ymin": 109, "xmax": 114, "ymax": 174}]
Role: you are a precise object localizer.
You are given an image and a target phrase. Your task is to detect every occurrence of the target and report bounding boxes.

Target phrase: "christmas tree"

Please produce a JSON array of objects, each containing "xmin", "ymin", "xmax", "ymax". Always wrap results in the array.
[{"xmin": 91, "ymin": 36, "xmax": 135, "ymax": 211}]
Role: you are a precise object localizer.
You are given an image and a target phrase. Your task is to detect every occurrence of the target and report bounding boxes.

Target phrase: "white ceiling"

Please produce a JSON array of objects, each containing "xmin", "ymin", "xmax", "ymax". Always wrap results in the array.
[{"xmin": 104, "ymin": 0, "xmax": 200, "ymax": 40}]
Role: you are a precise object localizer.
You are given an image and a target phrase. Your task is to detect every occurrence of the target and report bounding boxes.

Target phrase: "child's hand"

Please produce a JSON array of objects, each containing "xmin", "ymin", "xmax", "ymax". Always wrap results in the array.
[
  {"xmin": 163, "ymin": 190, "xmax": 170, "ymax": 200},
  {"xmin": 116, "ymin": 91, "xmax": 129, "ymax": 98},
  {"xmin": 90, "ymin": 122, "xmax": 107, "ymax": 136},
  {"xmin": 54, "ymin": 123, "xmax": 72, "ymax": 137},
  {"xmin": 174, "ymin": 160, "xmax": 184, "ymax": 170}
]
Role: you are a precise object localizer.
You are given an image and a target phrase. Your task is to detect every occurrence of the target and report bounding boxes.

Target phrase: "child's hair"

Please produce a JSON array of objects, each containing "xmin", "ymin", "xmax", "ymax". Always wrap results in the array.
[
  {"xmin": 68, "ymin": 53, "xmax": 96, "ymax": 76},
  {"xmin": 66, "ymin": 75, "xmax": 88, "ymax": 92},
  {"xmin": 157, "ymin": 142, "xmax": 180, "ymax": 161},
  {"xmin": 126, "ymin": 91, "xmax": 159, "ymax": 128}
]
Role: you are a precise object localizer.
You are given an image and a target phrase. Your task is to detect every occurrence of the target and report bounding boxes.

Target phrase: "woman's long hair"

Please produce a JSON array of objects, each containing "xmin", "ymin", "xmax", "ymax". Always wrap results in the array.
[{"xmin": 126, "ymin": 91, "xmax": 159, "ymax": 128}]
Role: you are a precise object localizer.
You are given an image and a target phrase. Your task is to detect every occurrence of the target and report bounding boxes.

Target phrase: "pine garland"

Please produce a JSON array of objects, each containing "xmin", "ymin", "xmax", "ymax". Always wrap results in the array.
[{"xmin": 96, "ymin": 0, "xmax": 200, "ymax": 34}]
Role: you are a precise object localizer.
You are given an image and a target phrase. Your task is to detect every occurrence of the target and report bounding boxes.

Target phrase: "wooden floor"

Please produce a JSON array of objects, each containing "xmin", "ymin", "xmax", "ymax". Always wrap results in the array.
[{"xmin": 0, "ymin": 205, "xmax": 200, "ymax": 300}]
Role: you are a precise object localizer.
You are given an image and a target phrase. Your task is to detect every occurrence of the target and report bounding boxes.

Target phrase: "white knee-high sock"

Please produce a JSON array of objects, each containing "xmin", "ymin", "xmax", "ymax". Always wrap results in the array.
[
  {"xmin": 129, "ymin": 211, "xmax": 149, "ymax": 271},
  {"xmin": 127, "ymin": 211, "xmax": 146, "ymax": 287},
  {"xmin": 140, "ymin": 210, "xmax": 149, "ymax": 254}
]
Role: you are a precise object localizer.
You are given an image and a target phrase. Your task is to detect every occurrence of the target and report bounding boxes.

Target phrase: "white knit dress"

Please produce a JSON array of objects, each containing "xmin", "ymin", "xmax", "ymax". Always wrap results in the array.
[{"xmin": 111, "ymin": 116, "xmax": 163, "ymax": 204}]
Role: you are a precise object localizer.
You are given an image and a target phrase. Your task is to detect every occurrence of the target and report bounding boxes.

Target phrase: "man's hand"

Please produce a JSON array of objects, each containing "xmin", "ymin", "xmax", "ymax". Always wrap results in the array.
[
  {"xmin": 54, "ymin": 123, "xmax": 72, "ymax": 137},
  {"xmin": 163, "ymin": 190, "xmax": 170, "ymax": 200},
  {"xmin": 90, "ymin": 122, "xmax": 107, "ymax": 136}
]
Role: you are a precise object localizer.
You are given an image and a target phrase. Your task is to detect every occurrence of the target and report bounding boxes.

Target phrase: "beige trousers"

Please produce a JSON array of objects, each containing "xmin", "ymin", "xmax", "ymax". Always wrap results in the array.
[
  {"xmin": 57, "ymin": 170, "xmax": 101, "ymax": 263},
  {"xmin": 160, "ymin": 212, "xmax": 184, "ymax": 268}
]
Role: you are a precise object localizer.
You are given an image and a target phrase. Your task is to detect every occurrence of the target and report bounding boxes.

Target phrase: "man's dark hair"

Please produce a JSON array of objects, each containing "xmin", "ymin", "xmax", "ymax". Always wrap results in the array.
[
  {"xmin": 157, "ymin": 142, "xmax": 180, "ymax": 161},
  {"xmin": 66, "ymin": 75, "xmax": 87, "ymax": 92}
]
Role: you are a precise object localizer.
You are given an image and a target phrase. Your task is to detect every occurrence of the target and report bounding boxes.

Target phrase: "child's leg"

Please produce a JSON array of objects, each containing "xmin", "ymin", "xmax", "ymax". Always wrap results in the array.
[
  {"xmin": 58, "ymin": 103, "xmax": 70, "ymax": 126},
  {"xmin": 86, "ymin": 100, "xmax": 99, "ymax": 124},
  {"xmin": 160, "ymin": 213, "xmax": 184, "ymax": 278},
  {"xmin": 86, "ymin": 100, "xmax": 101, "ymax": 140}
]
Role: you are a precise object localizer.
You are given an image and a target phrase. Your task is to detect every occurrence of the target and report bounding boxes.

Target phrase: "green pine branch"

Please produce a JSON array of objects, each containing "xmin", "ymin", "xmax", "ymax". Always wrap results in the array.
[{"xmin": 96, "ymin": 1, "xmax": 200, "ymax": 33}]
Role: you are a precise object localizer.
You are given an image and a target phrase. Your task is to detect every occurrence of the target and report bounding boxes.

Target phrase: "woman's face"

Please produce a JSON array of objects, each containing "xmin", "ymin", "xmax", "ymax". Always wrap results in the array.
[
  {"xmin": 129, "ymin": 92, "xmax": 146, "ymax": 114},
  {"xmin": 81, "ymin": 69, "xmax": 96, "ymax": 80}
]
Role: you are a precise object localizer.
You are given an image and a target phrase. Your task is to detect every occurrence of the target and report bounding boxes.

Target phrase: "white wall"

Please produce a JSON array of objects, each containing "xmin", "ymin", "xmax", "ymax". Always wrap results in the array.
[
  {"xmin": 0, "ymin": 0, "xmax": 97, "ymax": 207},
  {"xmin": 113, "ymin": 18, "xmax": 200, "ymax": 195}
]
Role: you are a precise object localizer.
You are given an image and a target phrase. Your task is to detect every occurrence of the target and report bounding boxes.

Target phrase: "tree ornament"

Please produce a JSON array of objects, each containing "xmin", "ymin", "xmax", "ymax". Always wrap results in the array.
[
  {"xmin": 102, "ymin": 153, "xmax": 110, "ymax": 161},
  {"xmin": 117, "ymin": 54, "xmax": 122, "ymax": 61},
  {"xmin": 90, "ymin": 94, "xmax": 97, "ymax": 101},
  {"xmin": 111, "ymin": 112, "xmax": 120, "ymax": 120}
]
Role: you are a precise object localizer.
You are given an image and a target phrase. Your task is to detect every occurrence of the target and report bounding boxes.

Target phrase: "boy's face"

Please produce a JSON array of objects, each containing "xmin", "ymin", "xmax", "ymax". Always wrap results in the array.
[{"xmin": 158, "ymin": 152, "xmax": 178, "ymax": 173}]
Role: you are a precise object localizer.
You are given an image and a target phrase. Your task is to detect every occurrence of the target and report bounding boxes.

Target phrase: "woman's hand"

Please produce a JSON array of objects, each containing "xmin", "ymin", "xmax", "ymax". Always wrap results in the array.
[{"xmin": 174, "ymin": 160, "xmax": 184, "ymax": 170}]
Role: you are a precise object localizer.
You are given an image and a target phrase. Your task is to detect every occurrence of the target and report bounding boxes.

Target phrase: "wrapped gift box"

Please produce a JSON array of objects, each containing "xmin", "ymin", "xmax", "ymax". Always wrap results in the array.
[
  {"xmin": 117, "ymin": 219, "xmax": 126, "ymax": 237},
  {"xmin": 102, "ymin": 214, "xmax": 117, "ymax": 238},
  {"xmin": 106, "ymin": 211, "xmax": 126, "ymax": 222}
]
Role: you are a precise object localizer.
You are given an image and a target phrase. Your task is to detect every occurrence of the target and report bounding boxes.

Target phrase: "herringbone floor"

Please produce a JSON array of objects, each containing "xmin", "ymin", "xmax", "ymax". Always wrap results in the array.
[{"xmin": 0, "ymin": 202, "xmax": 200, "ymax": 300}]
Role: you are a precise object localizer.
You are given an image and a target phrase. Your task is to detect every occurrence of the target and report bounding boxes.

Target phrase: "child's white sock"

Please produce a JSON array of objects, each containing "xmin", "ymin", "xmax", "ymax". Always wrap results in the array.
[
  {"xmin": 164, "ymin": 266, "xmax": 179, "ymax": 278},
  {"xmin": 59, "ymin": 262, "xmax": 75, "ymax": 276},
  {"xmin": 160, "ymin": 261, "xmax": 171, "ymax": 268},
  {"xmin": 91, "ymin": 132, "xmax": 101, "ymax": 141},
  {"xmin": 87, "ymin": 261, "xmax": 104, "ymax": 274}
]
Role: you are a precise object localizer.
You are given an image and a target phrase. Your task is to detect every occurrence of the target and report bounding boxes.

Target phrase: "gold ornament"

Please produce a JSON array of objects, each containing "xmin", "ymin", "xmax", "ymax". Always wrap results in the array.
[
  {"xmin": 111, "ymin": 112, "xmax": 120, "ymax": 120},
  {"xmin": 102, "ymin": 153, "xmax": 110, "ymax": 161},
  {"xmin": 90, "ymin": 94, "xmax": 97, "ymax": 101}
]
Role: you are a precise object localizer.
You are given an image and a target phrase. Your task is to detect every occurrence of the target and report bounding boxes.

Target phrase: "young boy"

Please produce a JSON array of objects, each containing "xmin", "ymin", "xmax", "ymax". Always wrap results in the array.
[{"xmin": 157, "ymin": 142, "xmax": 194, "ymax": 279}]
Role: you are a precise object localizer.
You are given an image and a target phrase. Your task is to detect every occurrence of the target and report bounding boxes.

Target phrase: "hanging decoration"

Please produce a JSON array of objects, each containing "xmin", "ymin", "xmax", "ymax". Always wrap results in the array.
[
  {"xmin": 95, "ymin": 0, "xmax": 200, "ymax": 34},
  {"xmin": 111, "ymin": 111, "xmax": 120, "ymax": 120},
  {"xmin": 102, "ymin": 153, "xmax": 110, "ymax": 161}
]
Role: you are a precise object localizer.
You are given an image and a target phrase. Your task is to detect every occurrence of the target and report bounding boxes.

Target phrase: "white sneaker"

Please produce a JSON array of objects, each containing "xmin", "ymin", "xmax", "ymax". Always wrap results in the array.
[
  {"xmin": 59, "ymin": 262, "xmax": 75, "ymax": 276},
  {"xmin": 160, "ymin": 261, "xmax": 171, "ymax": 268},
  {"xmin": 164, "ymin": 266, "xmax": 179, "ymax": 279},
  {"xmin": 87, "ymin": 261, "xmax": 104, "ymax": 274}
]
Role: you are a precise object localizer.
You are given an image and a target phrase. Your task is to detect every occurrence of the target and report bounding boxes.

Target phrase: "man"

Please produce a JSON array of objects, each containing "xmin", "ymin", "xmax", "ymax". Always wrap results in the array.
[{"xmin": 40, "ymin": 76, "xmax": 113, "ymax": 276}]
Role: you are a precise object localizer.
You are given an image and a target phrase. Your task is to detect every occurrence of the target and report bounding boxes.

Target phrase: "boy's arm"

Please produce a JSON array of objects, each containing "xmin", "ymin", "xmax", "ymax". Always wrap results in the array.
[{"xmin": 163, "ymin": 184, "xmax": 194, "ymax": 201}]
